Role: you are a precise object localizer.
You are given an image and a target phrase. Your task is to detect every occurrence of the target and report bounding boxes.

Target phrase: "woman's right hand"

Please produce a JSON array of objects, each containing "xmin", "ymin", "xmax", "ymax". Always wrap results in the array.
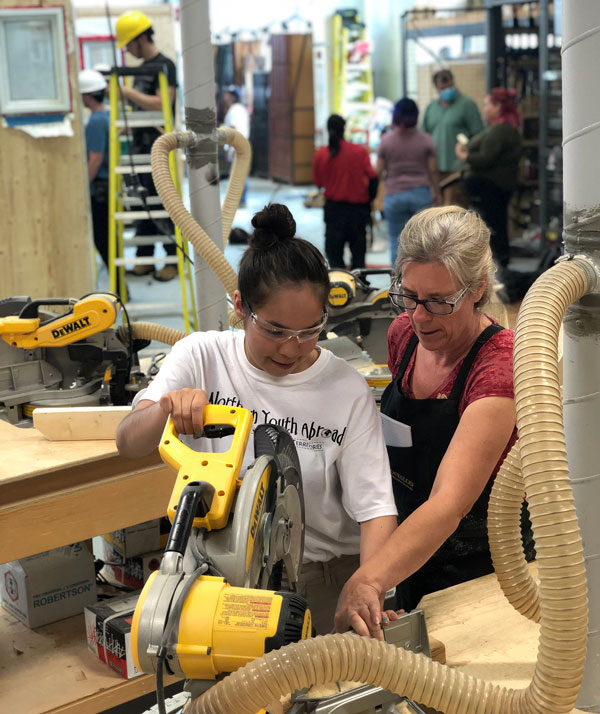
[
  {"xmin": 454, "ymin": 143, "xmax": 468, "ymax": 161},
  {"xmin": 159, "ymin": 388, "xmax": 209, "ymax": 437}
]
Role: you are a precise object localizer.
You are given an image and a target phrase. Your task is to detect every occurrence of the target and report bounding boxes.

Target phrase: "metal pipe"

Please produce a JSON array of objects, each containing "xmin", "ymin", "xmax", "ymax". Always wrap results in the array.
[
  {"xmin": 561, "ymin": 2, "xmax": 600, "ymax": 708},
  {"xmin": 180, "ymin": 0, "xmax": 228, "ymax": 332}
]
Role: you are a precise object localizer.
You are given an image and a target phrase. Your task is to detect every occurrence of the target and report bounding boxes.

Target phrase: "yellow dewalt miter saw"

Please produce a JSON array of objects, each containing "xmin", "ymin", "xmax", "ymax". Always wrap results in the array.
[
  {"xmin": 131, "ymin": 404, "xmax": 311, "ymax": 707},
  {"xmin": 0, "ymin": 294, "xmax": 146, "ymax": 424}
]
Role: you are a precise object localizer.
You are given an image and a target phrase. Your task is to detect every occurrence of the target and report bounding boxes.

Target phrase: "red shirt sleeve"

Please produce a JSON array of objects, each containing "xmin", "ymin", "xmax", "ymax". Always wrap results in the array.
[
  {"xmin": 362, "ymin": 147, "xmax": 376, "ymax": 178},
  {"xmin": 459, "ymin": 328, "xmax": 514, "ymax": 415}
]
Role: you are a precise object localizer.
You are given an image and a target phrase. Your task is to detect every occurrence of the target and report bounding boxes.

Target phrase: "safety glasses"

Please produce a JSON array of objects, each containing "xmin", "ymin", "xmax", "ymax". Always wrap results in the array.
[
  {"xmin": 388, "ymin": 280, "xmax": 469, "ymax": 315},
  {"xmin": 247, "ymin": 306, "xmax": 328, "ymax": 343}
]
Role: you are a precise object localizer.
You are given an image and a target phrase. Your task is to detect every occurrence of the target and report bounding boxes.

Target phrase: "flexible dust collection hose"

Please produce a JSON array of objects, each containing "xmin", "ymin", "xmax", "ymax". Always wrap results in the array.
[
  {"xmin": 117, "ymin": 322, "xmax": 186, "ymax": 346},
  {"xmin": 151, "ymin": 128, "xmax": 251, "ymax": 302},
  {"xmin": 187, "ymin": 258, "xmax": 595, "ymax": 714},
  {"xmin": 218, "ymin": 126, "xmax": 252, "ymax": 247},
  {"xmin": 488, "ymin": 443, "xmax": 541, "ymax": 622}
]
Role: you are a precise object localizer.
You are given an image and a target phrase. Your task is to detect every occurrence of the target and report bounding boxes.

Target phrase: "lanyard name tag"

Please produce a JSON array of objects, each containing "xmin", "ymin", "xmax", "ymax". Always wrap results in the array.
[{"xmin": 380, "ymin": 412, "xmax": 413, "ymax": 447}]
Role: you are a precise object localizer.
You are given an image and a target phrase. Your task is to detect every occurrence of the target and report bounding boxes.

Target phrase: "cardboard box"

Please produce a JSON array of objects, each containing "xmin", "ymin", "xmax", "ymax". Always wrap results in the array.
[
  {"xmin": 103, "ymin": 519, "xmax": 160, "ymax": 559},
  {"xmin": 101, "ymin": 541, "xmax": 162, "ymax": 591},
  {"xmin": 85, "ymin": 592, "xmax": 142, "ymax": 679},
  {"xmin": 0, "ymin": 542, "xmax": 97, "ymax": 628}
]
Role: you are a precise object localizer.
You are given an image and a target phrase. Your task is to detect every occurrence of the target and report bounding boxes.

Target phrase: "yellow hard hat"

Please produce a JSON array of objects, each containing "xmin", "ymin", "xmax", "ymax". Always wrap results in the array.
[{"xmin": 115, "ymin": 10, "xmax": 152, "ymax": 49}]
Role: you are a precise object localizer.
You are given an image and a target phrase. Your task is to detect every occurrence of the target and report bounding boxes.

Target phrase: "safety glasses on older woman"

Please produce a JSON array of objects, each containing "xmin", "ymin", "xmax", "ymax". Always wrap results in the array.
[
  {"xmin": 246, "ymin": 304, "xmax": 328, "ymax": 342},
  {"xmin": 388, "ymin": 280, "xmax": 469, "ymax": 316}
]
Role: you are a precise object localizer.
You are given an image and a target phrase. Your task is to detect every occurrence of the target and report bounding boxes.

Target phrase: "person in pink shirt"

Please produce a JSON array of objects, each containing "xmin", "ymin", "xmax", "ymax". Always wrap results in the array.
[{"xmin": 377, "ymin": 98, "xmax": 441, "ymax": 266}]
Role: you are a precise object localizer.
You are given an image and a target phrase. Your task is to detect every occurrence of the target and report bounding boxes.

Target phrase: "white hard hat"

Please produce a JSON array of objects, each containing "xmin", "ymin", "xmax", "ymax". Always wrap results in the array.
[{"xmin": 78, "ymin": 69, "xmax": 107, "ymax": 94}]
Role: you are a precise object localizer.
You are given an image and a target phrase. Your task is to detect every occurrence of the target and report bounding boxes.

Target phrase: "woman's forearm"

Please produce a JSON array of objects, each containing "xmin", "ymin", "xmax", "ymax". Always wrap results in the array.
[
  {"xmin": 116, "ymin": 401, "xmax": 168, "ymax": 458},
  {"xmin": 356, "ymin": 497, "xmax": 462, "ymax": 595},
  {"xmin": 334, "ymin": 497, "xmax": 462, "ymax": 637},
  {"xmin": 359, "ymin": 515, "xmax": 398, "ymax": 565}
]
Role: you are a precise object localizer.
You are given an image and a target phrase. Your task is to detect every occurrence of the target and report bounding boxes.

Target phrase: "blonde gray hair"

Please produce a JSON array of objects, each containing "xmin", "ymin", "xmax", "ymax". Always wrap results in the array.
[{"xmin": 395, "ymin": 206, "xmax": 496, "ymax": 307}]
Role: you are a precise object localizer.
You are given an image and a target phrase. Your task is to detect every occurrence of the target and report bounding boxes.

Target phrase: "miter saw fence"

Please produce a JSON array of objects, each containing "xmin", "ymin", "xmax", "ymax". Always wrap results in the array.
[
  {"xmin": 131, "ymin": 405, "xmax": 310, "ymax": 713},
  {"xmin": 0, "ymin": 294, "xmax": 148, "ymax": 425}
]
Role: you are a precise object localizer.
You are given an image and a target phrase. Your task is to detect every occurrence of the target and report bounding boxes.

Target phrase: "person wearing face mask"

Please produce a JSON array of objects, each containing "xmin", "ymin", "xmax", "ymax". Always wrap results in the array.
[
  {"xmin": 422, "ymin": 69, "xmax": 483, "ymax": 208},
  {"xmin": 116, "ymin": 203, "xmax": 398, "ymax": 635}
]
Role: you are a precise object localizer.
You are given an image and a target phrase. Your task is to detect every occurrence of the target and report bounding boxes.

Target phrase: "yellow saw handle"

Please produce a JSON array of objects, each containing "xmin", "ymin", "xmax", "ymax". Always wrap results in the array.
[{"xmin": 161, "ymin": 404, "xmax": 254, "ymax": 531}]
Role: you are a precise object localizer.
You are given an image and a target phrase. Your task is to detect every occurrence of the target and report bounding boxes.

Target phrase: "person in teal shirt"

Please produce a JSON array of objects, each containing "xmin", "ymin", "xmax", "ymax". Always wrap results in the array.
[{"xmin": 422, "ymin": 69, "xmax": 483, "ymax": 207}]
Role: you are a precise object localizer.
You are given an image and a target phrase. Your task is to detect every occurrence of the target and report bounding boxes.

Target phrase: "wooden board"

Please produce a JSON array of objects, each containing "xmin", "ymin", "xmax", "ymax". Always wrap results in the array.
[{"xmin": 33, "ymin": 406, "xmax": 132, "ymax": 441}]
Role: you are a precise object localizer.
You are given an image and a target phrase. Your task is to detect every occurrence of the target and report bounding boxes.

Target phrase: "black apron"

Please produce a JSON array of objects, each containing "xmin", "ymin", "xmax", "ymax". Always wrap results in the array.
[{"xmin": 380, "ymin": 324, "xmax": 534, "ymax": 611}]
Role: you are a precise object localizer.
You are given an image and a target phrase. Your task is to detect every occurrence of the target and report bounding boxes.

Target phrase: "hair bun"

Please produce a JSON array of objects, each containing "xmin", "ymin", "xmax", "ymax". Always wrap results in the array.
[{"xmin": 250, "ymin": 204, "xmax": 296, "ymax": 249}]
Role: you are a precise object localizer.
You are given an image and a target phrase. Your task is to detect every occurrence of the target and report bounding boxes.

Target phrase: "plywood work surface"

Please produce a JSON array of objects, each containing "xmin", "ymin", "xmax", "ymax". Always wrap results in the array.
[
  {"xmin": 420, "ymin": 562, "xmax": 585, "ymax": 713},
  {"xmin": 0, "ymin": 419, "xmax": 173, "ymax": 562},
  {"xmin": 0, "ymin": 419, "xmax": 118, "ymax": 483}
]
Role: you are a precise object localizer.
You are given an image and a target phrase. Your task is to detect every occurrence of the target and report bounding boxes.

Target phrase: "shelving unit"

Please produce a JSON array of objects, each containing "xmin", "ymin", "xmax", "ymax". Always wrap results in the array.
[
  {"xmin": 486, "ymin": 0, "xmax": 562, "ymax": 248},
  {"xmin": 0, "ymin": 420, "xmax": 177, "ymax": 713},
  {"xmin": 1, "ymin": 609, "xmax": 179, "ymax": 714},
  {"xmin": 268, "ymin": 33, "xmax": 315, "ymax": 185}
]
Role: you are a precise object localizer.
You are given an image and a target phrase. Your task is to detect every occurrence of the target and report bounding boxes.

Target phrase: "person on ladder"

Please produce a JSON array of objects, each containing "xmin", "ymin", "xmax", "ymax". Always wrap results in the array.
[{"xmin": 115, "ymin": 9, "xmax": 179, "ymax": 282}]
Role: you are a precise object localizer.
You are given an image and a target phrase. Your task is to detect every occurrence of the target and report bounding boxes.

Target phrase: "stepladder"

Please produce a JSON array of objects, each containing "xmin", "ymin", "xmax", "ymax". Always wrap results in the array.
[{"xmin": 107, "ymin": 65, "xmax": 197, "ymax": 333}]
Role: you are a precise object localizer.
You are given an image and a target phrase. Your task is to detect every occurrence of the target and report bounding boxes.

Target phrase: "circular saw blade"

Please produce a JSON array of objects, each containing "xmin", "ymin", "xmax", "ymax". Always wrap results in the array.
[
  {"xmin": 192, "ymin": 424, "xmax": 304, "ymax": 591},
  {"xmin": 253, "ymin": 424, "xmax": 305, "ymax": 591}
]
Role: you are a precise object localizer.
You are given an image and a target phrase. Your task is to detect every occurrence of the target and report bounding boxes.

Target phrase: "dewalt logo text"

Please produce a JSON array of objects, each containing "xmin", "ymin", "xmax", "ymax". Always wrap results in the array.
[{"xmin": 51, "ymin": 316, "xmax": 91, "ymax": 339}]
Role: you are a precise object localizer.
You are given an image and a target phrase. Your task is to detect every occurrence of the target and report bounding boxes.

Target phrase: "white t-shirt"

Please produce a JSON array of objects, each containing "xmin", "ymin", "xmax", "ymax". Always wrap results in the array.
[
  {"xmin": 224, "ymin": 102, "xmax": 249, "ymax": 139},
  {"xmin": 134, "ymin": 330, "xmax": 396, "ymax": 562}
]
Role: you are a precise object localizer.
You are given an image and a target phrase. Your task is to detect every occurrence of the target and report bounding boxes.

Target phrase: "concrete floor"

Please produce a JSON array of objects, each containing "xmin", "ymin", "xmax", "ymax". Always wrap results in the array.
[{"xmin": 95, "ymin": 175, "xmax": 539, "ymax": 354}]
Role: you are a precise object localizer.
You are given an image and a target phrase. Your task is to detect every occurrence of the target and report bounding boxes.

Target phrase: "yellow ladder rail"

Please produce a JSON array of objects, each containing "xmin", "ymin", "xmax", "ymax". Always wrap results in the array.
[{"xmin": 107, "ymin": 67, "xmax": 198, "ymax": 333}]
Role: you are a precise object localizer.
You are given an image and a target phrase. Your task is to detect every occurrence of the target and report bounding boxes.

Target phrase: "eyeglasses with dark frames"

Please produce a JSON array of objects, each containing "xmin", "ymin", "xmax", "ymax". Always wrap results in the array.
[
  {"xmin": 388, "ymin": 280, "xmax": 469, "ymax": 316},
  {"xmin": 246, "ymin": 305, "xmax": 328, "ymax": 343}
]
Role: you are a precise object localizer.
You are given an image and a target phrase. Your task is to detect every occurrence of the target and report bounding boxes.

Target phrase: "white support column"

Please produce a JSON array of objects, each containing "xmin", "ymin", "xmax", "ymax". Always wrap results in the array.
[
  {"xmin": 561, "ymin": 1, "xmax": 600, "ymax": 710},
  {"xmin": 181, "ymin": 0, "xmax": 228, "ymax": 331}
]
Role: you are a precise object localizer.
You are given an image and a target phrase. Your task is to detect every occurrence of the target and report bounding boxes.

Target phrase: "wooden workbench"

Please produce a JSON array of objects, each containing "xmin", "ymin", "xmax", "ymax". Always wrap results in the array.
[
  {"xmin": 0, "ymin": 422, "xmax": 588, "ymax": 713},
  {"xmin": 0, "ymin": 420, "xmax": 178, "ymax": 713}
]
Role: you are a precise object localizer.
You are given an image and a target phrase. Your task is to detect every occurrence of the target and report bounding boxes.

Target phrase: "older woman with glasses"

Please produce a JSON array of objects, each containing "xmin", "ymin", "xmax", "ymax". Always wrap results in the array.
[
  {"xmin": 116, "ymin": 203, "xmax": 397, "ymax": 635},
  {"xmin": 334, "ymin": 206, "xmax": 534, "ymax": 637}
]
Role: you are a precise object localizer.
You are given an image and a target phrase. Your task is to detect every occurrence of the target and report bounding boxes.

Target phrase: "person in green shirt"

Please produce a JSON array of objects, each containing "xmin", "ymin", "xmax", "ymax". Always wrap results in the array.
[{"xmin": 422, "ymin": 69, "xmax": 483, "ymax": 207}]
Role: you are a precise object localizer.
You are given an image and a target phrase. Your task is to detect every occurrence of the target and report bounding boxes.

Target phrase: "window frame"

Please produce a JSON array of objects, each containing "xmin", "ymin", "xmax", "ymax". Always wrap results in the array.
[{"xmin": 0, "ymin": 7, "xmax": 71, "ymax": 116}]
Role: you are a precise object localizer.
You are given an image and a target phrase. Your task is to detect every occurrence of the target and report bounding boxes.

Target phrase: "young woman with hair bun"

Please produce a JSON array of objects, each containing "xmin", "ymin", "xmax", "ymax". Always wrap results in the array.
[{"xmin": 117, "ymin": 203, "xmax": 397, "ymax": 635}]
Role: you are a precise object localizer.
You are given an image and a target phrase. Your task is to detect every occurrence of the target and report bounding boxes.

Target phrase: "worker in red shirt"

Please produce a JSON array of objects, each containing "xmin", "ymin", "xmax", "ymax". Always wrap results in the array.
[{"xmin": 313, "ymin": 114, "xmax": 377, "ymax": 269}]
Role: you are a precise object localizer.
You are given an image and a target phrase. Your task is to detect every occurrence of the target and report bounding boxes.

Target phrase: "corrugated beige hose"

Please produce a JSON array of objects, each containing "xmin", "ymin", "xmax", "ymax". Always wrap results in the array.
[
  {"xmin": 150, "ymin": 131, "xmax": 235, "ymax": 299},
  {"xmin": 117, "ymin": 322, "xmax": 186, "ymax": 346},
  {"xmin": 488, "ymin": 443, "xmax": 541, "ymax": 622},
  {"xmin": 186, "ymin": 258, "xmax": 594, "ymax": 714}
]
